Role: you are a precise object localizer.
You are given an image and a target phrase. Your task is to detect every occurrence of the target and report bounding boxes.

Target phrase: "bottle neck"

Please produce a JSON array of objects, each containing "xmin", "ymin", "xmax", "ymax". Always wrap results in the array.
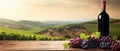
[{"xmin": 102, "ymin": 0, "xmax": 106, "ymax": 12}]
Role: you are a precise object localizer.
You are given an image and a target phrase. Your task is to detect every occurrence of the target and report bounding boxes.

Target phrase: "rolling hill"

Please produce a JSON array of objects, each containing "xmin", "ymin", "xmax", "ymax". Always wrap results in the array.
[
  {"xmin": 0, "ymin": 18, "xmax": 120, "ymax": 40},
  {"xmin": 0, "ymin": 18, "xmax": 31, "ymax": 30},
  {"xmin": 0, "ymin": 18, "xmax": 75, "ymax": 30},
  {"xmin": 84, "ymin": 18, "xmax": 120, "ymax": 39},
  {"xmin": 0, "ymin": 18, "xmax": 68, "ymax": 40},
  {"xmin": 37, "ymin": 18, "xmax": 120, "ymax": 39},
  {"xmin": 19, "ymin": 20, "xmax": 73, "ymax": 28}
]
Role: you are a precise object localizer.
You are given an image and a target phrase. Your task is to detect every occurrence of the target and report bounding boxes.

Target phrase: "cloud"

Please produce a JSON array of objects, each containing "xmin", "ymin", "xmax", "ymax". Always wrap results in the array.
[
  {"xmin": 63, "ymin": 4, "xmax": 90, "ymax": 9},
  {"xmin": 27, "ymin": 0, "xmax": 91, "ymax": 9},
  {"xmin": 64, "ymin": 0, "xmax": 120, "ymax": 11},
  {"xmin": 26, "ymin": 0, "xmax": 64, "ymax": 7},
  {"xmin": 39, "ymin": 0, "xmax": 64, "ymax": 7},
  {"xmin": 67, "ymin": 0, "xmax": 120, "ymax": 7},
  {"xmin": 0, "ymin": 0, "xmax": 119, "ymax": 21}
]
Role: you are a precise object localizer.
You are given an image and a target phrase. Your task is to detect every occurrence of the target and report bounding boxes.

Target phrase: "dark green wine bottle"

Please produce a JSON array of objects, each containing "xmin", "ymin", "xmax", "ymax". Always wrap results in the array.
[{"xmin": 98, "ymin": 0, "xmax": 109, "ymax": 37}]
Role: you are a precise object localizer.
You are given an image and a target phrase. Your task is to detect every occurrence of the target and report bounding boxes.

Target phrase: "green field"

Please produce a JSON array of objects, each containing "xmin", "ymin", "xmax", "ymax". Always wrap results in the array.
[
  {"xmin": 0, "ymin": 18, "xmax": 120, "ymax": 40},
  {"xmin": 0, "ymin": 27, "xmax": 65, "ymax": 40},
  {"xmin": 84, "ymin": 22, "xmax": 120, "ymax": 39}
]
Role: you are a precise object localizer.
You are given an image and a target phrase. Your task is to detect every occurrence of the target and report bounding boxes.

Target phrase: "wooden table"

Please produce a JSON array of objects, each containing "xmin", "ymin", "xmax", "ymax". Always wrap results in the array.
[{"xmin": 0, "ymin": 41, "xmax": 119, "ymax": 51}]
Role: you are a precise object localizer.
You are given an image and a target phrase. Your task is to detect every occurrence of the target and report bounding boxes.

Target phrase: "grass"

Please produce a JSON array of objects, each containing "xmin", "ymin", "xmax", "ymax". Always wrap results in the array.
[
  {"xmin": 0, "ymin": 18, "xmax": 120, "ymax": 40},
  {"xmin": 110, "ymin": 24, "xmax": 120, "ymax": 39},
  {"xmin": 84, "ymin": 23, "xmax": 120, "ymax": 39},
  {"xmin": 0, "ymin": 27, "xmax": 65, "ymax": 40}
]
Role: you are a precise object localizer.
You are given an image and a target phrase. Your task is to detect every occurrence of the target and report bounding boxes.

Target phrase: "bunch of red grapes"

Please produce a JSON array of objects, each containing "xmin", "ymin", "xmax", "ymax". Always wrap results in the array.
[
  {"xmin": 69, "ymin": 36, "xmax": 120, "ymax": 51},
  {"xmin": 69, "ymin": 37, "xmax": 82, "ymax": 48},
  {"xmin": 80, "ymin": 36, "xmax": 100, "ymax": 49}
]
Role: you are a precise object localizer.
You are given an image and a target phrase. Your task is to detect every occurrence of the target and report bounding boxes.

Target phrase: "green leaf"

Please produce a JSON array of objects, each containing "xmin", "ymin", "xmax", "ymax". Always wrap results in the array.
[
  {"xmin": 112, "ymin": 36, "xmax": 118, "ymax": 40},
  {"xmin": 80, "ymin": 33, "xmax": 88, "ymax": 40},
  {"xmin": 63, "ymin": 41, "xmax": 69, "ymax": 49},
  {"xmin": 80, "ymin": 33, "xmax": 86, "ymax": 39},
  {"xmin": 91, "ymin": 32, "xmax": 100, "ymax": 38},
  {"xmin": 95, "ymin": 32, "xmax": 100, "ymax": 38},
  {"xmin": 84, "ymin": 36, "xmax": 88, "ymax": 40}
]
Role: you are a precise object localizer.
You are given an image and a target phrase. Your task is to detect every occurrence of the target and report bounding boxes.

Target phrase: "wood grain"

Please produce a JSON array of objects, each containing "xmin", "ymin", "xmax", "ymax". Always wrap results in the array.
[{"xmin": 0, "ymin": 41, "xmax": 119, "ymax": 51}]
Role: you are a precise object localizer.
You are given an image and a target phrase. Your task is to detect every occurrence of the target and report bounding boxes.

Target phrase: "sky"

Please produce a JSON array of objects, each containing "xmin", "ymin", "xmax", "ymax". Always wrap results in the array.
[{"xmin": 0, "ymin": 0, "xmax": 119, "ymax": 21}]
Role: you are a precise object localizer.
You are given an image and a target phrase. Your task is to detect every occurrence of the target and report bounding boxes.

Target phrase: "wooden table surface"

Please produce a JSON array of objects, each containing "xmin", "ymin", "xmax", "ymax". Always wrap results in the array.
[{"xmin": 0, "ymin": 41, "xmax": 119, "ymax": 51}]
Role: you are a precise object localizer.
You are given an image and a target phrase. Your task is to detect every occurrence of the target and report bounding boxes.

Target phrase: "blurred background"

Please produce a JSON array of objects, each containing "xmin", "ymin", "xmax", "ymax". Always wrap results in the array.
[
  {"xmin": 0, "ymin": 0, "xmax": 120, "ymax": 21},
  {"xmin": 0, "ymin": 0, "xmax": 119, "ymax": 40}
]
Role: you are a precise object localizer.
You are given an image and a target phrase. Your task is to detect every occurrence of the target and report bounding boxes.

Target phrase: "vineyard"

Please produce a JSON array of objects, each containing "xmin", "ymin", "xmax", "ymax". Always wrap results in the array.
[
  {"xmin": 0, "ymin": 27, "xmax": 65, "ymax": 40},
  {"xmin": 0, "ymin": 18, "xmax": 120, "ymax": 40}
]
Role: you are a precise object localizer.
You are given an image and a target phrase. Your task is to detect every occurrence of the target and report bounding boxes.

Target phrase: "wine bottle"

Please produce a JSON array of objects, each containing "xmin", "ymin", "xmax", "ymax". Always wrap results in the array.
[{"xmin": 98, "ymin": 0, "xmax": 109, "ymax": 37}]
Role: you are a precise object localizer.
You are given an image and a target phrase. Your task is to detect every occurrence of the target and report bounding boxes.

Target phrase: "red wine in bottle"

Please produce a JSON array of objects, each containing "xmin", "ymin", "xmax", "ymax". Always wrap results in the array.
[{"xmin": 98, "ymin": 0, "xmax": 109, "ymax": 37}]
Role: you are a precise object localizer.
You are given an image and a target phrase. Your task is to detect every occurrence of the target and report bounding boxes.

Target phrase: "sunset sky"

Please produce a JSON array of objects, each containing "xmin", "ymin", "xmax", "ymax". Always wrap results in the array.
[{"xmin": 0, "ymin": 0, "xmax": 119, "ymax": 21}]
